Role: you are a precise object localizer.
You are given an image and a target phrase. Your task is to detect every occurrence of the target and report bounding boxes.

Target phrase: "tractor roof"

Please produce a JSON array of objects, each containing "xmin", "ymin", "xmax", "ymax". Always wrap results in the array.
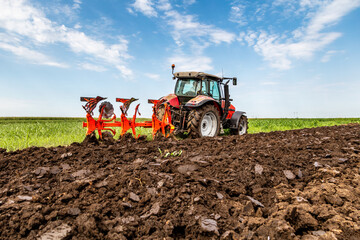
[{"xmin": 174, "ymin": 72, "xmax": 221, "ymax": 80}]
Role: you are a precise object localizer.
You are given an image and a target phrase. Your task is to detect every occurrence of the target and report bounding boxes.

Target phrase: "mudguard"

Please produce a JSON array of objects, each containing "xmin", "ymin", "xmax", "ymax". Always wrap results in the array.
[
  {"xmin": 159, "ymin": 94, "xmax": 180, "ymax": 108},
  {"xmin": 185, "ymin": 95, "xmax": 214, "ymax": 107},
  {"xmin": 229, "ymin": 111, "xmax": 246, "ymax": 129},
  {"xmin": 185, "ymin": 95, "xmax": 222, "ymax": 115}
]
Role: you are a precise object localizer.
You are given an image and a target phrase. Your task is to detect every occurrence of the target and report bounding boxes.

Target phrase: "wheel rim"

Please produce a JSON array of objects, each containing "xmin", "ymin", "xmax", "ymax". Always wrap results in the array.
[
  {"xmin": 238, "ymin": 119, "xmax": 247, "ymax": 135},
  {"xmin": 200, "ymin": 112, "xmax": 217, "ymax": 137}
]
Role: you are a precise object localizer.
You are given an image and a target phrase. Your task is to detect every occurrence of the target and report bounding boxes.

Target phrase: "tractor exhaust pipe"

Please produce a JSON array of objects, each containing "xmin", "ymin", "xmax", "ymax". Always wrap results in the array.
[{"xmin": 222, "ymin": 81, "xmax": 230, "ymax": 122}]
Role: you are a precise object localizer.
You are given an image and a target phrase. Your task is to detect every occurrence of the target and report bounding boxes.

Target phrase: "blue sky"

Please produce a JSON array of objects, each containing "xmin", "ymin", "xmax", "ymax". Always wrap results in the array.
[{"xmin": 0, "ymin": 0, "xmax": 359, "ymax": 118}]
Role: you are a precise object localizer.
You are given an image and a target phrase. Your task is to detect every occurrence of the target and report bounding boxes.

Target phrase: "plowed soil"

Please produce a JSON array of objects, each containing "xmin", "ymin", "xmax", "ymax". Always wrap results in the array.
[{"xmin": 1, "ymin": 124, "xmax": 360, "ymax": 240}]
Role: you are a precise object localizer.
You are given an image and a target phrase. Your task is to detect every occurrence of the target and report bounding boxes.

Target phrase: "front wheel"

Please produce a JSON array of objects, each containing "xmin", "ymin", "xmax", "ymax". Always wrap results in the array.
[
  {"xmin": 187, "ymin": 105, "xmax": 221, "ymax": 138},
  {"xmin": 230, "ymin": 115, "xmax": 248, "ymax": 135}
]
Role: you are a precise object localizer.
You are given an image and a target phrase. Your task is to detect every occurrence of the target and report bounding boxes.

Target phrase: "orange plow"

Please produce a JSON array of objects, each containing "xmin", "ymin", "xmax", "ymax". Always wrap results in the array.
[{"xmin": 81, "ymin": 96, "xmax": 174, "ymax": 139}]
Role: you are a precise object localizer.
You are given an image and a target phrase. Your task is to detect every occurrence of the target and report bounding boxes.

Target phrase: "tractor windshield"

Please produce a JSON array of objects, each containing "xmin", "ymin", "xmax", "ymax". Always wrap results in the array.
[{"xmin": 175, "ymin": 78, "xmax": 201, "ymax": 97}]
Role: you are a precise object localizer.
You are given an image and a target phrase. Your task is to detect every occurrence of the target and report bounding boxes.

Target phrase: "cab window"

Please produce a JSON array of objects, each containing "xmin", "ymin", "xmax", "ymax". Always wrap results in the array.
[
  {"xmin": 201, "ymin": 80, "xmax": 209, "ymax": 95},
  {"xmin": 209, "ymin": 80, "xmax": 220, "ymax": 100},
  {"xmin": 175, "ymin": 79, "xmax": 200, "ymax": 96}
]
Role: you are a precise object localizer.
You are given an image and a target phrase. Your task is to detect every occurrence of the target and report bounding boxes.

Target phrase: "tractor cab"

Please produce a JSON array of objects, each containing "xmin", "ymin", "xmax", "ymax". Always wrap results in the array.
[{"xmin": 173, "ymin": 72, "xmax": 223, "ymax": 105}]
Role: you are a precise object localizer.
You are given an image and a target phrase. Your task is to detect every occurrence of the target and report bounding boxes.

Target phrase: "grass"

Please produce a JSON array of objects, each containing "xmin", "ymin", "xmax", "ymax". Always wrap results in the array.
[
  {"xmin": 247, "ymin": 118, "xmax": 360, "ymax": 134},
  {"xmin": 0, "ymin": 118, "xmax": 86, "ymax": 151},
  {"xmin": 0, "ymin": 117, "xmax": 152, "ymax": 151},
  {"xmin": 0, "ymin": 117, "xmax": 359, "ymax": 151}
]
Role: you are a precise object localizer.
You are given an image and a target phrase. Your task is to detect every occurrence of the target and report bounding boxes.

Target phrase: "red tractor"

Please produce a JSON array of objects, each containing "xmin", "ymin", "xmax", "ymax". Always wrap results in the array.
[
  {"xmin": 81, "ymin": 65, "xmax": 247, "ymax": 139},
  {"xmin": 156, "ymin": 65, "xmax": 248, "ymax": 138}
]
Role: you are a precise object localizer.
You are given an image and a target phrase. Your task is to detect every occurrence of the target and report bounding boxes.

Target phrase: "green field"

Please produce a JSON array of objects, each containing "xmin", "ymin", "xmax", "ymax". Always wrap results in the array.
[{"xmin": 0, "ymin": 117, "xmax": 359, "ymax": 151}]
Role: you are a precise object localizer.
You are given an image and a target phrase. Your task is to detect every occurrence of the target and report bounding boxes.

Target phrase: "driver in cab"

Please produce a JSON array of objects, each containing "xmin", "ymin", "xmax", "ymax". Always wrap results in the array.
[{"xmin": 188, "ymin": 81, "xmax": 200, "ymax": 95}]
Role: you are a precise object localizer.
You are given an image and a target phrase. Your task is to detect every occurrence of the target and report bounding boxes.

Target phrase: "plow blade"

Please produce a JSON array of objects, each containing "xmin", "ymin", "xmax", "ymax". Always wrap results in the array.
[{"xmin": 81, "ymin": 97, "xmax": 95, "ymax": 102}]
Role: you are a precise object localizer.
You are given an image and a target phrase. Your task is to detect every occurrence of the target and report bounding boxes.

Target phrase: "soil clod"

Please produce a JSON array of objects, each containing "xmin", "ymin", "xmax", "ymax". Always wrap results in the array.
[
  {"xmin": 283, "ymin": 170, "xmax": 296, "ymax": 180},
  {"xmin": 200, "ymin": 218, "xmax": 219, "ymax": 235},
  {"xmin": 129, "ymin": 192, "xmax": 140, "ymax": 202}
]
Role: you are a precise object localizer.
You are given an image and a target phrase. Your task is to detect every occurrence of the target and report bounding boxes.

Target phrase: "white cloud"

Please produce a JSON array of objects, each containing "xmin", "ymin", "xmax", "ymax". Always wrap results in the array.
[
  {"xmin": 209, "ymin": 29, "xmax": 236, "ymax": 44},
  {"xmin": 162, "ymin": 9, "xmax": 234, "ymax": 71},
  {"xmin": 165, "ymin": 10, "xmax": 236, "ymax": 47},
  {"xmin": 79, "ymin": 63, "xmax": 107, "ymax": 72},
  {"xmin": 183, "ymin": 0, "xmax": 196, "ymax": 5},
  {"xmin": 73, "ymin": 0, "xmax": 82, "ymax": 10},
  {"xmin": 0, "ymin": 32, "xmax": 21, "ymax": 44},
  {"xmin": 0, "ymin": 0, "xmax": 132, "ymax": 77},
  {"xmin": 299, "ymin": 0, "xmax": 329, "ymax": 9},
  {"xmin": 130, "ymin": 0, "xmax": 235, "ymax": 71},
  {"xmin": 130, "ymin": 0, "xmax": 157, "ymax": 17},
  {"xmin": 229, "ymin": 4, "xmax": 247, "ymax": 25},
  {"xmin": 116, "ymin": 65, "xmax": 133, "ymax": 78},
  {"xmin": 306, "ymin": 0, "xmax": 360, "ymax": 35},
  {"xmin": 245, "ymin": 31, "xmax": 341, "ymax": 69},
  {"xmin": 321, "ymin": 50, "xmax": 343, "ymax": 62},
  {"xmin": 63, "ymin": 30, "xmax": 131, "ymax": 62},
  {"xmin": 127, "ymin": 7, "xmax": 135, "ymax": 15},
  {"xmin": 243, "ymin": 31, "xmax": 258, "ymax": 46},
  {"xmin": 157, "ymin": 0, "xmax": 172, "ymax": 11},
  {"xmin": 273, "ymin": 0, "xmax": 297, "ymax": 8},
  {"xmin": 240, "ymin": 0, "xmax": 360, "ymax": 69},
  {"xmin": 228, "ymin": 1, "xmax": 271, "ymax": 24},
  {"xmin": 0, "ymin": 0, "xmax": 56, "ymax": 43},
  {"xmin": 145, "ymin": 73, "xmax": 161, "ymax": 81},
  {"xmin": 0, "ymin": 42, "xmax": 68, "ymax": 67},
  {"xmin": 74, "ymin": 23, "xmax": 81, "ymax": 29},
  {"xmin": 168, "ymin": 55, "xmax": 213, "ymax": 72}
]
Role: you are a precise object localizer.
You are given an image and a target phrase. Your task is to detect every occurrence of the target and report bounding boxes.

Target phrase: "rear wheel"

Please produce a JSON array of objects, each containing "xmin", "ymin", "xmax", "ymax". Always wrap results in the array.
[
  {"xmin": 230, "ymin": 115, "xmax": 248, "ymax": 135},
  {"xmin": 188, "ymin": 105, "xmax": 220, "ymax": 138}
]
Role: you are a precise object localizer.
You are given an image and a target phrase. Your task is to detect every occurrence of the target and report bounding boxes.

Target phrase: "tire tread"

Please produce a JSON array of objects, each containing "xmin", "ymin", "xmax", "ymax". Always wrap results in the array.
[{"xmin": 187, "ymin": 104, "xmax": 220, "ymax": 138}]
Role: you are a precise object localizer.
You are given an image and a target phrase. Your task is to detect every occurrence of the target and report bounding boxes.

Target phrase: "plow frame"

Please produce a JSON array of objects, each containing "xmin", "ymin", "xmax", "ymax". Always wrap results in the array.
[{"xmin": 82, "ymin": 97, "xmax": 174, "ymax": 139}]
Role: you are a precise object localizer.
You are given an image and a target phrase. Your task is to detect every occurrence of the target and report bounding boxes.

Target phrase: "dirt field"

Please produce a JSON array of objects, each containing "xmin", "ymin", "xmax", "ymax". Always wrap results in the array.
[{"xmin": 1, "ymin": 124, "xmax": 359, "ymax": 239}]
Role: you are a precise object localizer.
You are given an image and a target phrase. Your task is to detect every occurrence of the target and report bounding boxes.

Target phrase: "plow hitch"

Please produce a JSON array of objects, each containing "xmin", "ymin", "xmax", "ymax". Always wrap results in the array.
[{"xmin": 81, "ymin": 96, "xmax": 174, "ymax": 139}]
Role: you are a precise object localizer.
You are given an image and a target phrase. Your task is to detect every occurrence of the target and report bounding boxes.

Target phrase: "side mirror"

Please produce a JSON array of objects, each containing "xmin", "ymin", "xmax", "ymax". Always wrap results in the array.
[{"xmin": 233, "ymin": 77, "xmax": 237, "ymax": 86}]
